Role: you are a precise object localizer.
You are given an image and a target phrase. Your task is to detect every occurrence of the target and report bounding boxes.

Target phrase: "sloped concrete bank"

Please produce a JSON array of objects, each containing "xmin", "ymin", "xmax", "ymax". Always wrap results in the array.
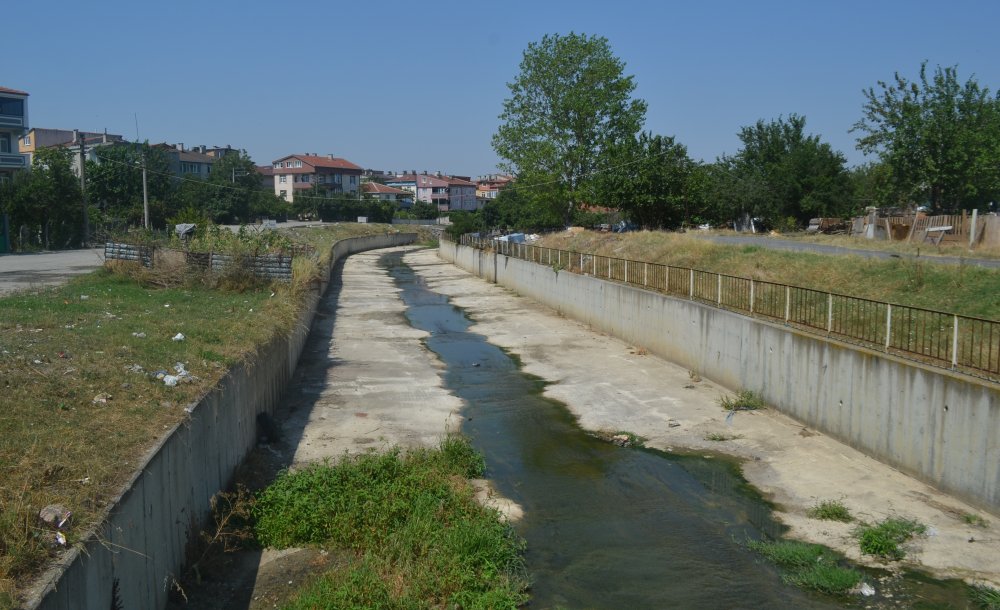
[
  {"xmin": 26, "ymin": 233, "xmax": 416, "ymax": 610},
  {"xmin": 439, "ymin": 241, "xmax": 1000, "ymax": 513}
]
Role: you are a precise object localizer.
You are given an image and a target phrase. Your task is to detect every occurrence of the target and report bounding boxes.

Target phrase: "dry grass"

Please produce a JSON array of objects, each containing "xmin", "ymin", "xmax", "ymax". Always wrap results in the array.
[
  {"xmin": 537, "ymin": 230, "xmax": 1000, "ymax": 320},
  {"xmin": 0, "ymin": 223, "xmax": 390, "ymax": 604}
]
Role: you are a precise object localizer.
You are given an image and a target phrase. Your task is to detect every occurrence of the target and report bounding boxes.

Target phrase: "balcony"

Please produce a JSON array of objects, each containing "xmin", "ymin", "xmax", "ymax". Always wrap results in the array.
[
  {"xmin": 0, "ymin": 113, "xmax": 24, "ymax": 128},
  {"xmin": 0, "ymin": 153, "xmax": 27, "ymax": 169}
]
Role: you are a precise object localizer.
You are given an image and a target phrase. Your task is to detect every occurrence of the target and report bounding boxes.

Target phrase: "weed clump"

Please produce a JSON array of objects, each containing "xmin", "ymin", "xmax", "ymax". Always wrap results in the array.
[
  {"xmin": 807, "ymin": 500, "xmax": 853, "ymax": 523},
  {"xmin": 856, "ymin": 517, "xmax": 926, "ymax": 561},
  {"xmin": 253, "ymin": 436, "xmax": 527, "ymax": 608},
  {"xmin": 719, "ymin": 390, "xmax": 766, "ymax": 412},
  {"xmin": 745, "ymin": 539, "xmax": 861, "ymax": 595},
  {"xmin": 970, "ymin": 583, "xmax": 1000, "ymax": 609},
  {"xmin": 704, "ymin": 432, "xmax": 742, "ymax": 442}
]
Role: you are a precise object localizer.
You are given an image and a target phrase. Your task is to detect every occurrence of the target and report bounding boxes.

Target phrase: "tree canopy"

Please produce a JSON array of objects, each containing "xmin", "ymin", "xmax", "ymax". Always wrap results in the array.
[
  {"xmin": 492, "ymin": 32, "xmax": 646, "ymax": 225},
  {"xmin": 719, "ymin": 114, "xmax": 852, "ymax": 229},
  {"xmin": 853, "ymin": 62, "xmax": 1000, "ymax": 212}
]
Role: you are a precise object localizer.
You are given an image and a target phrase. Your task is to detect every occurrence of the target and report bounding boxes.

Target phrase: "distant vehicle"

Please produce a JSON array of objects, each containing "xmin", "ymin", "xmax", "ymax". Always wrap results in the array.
[
  {"xmin": 496, "ymin": 233, "xmax": 526, "ymax": 244},
  {"xmin": 612, "ymin": 221, "xmax": 638, "ymax": 233}
]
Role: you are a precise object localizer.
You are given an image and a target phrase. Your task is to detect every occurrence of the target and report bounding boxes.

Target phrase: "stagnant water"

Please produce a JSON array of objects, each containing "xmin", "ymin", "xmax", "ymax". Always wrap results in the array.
[{"xmin": 384, "ymin": 252, "xmax": 975, "ymax": 610}]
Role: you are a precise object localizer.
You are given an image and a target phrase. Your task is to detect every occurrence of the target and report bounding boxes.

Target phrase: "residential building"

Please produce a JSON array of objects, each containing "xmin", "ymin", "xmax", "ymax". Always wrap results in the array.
[
  {"xmin": 362, "ymin": 181, "xmax": 413, "ymax": 206},
  {"xmin": 256, "ymin": 165, "xmax": 275, "ymax": 190},
  {"xmin": 386, "ymin": 171, "xmax": 481, "ymax": 212},
  {"xmin": 270, "ymin": 154, "xmax": 363, "ymax": 203},
  {"xmin": 152, "ymin": 143, "xmax": 216, "ymax": 179},
  {"xmin": 476, "ymin": 174, "xmax": 513, "ymax": 200},
  {"xmin": 20, "ymin": 128, "xmax": 124, "ymax": 168},
  {"xmin": 0, "ymin": 86, "xmax": 29, "ymax": 184}
]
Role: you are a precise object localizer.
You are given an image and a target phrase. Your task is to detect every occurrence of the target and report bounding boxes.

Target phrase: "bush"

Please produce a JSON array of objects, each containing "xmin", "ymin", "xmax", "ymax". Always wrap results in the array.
[
  {"xmin": 718, "ymin": 390, "xmax": 766, "ymax": 411},
  {"xmin": 857, "ymin": 517, "xmax": 926, "ymax": 560},
  {"xmin": 745, "ymin": 539, "xmax": 861, "ymax": 595},
  {"xmin": 807, "ymin": 500, "xmax": 853, "ymax": 523}
]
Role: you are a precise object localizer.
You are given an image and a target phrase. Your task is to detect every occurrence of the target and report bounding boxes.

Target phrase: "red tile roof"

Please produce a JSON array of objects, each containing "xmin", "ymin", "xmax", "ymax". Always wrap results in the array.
[
  {"xmin": 273, "ymin": 154, "xmax": 363, "ymax": 171},
  {"xmin": 0, "ymin": 86, "xmax": 28, "ymax": 96},
  {"xmin": 256, "ymin": 165, "xmax": 274, "ymax": 176},
  {"xmin": 363, "ymin": 182, "xmax": 410, "ymax": 195}
]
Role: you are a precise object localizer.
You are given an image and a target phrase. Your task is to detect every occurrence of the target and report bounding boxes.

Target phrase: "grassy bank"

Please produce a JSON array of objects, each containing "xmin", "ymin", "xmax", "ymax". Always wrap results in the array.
[
  {"xmin": 0, "ymin": 223, "xmax": 392, "ymax": 604},
  {"xmin": 253, "ymin": 438, "xmax": 528, "ymax": 609},
  {"xmin": 537, "ymin": 231, "xmax": 1000, "ymax": 320}
]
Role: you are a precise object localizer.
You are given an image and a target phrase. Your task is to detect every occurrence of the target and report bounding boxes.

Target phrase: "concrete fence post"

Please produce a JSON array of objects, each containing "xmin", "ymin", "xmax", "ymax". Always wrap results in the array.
[
  {"xmin": 785, "ymin": 286, "xmax": 791, "ymax": 323},
  {"xmin": 689, "ymin": 269, "xmax": 694, "ymax": 298},
  {"xmin": 885, "ymin": 304, "xmax": 892, "ymax": 349},
  {"xmin": 749, "ymin": 279, "xmax": 754, "ymax": 314},
  {"xmin": 625, "ymin": 260, "xmax": 629, "ymax": 283},
  {"xmin": 666, "ymin": 266, "xmax": 670, "ymax": 292},
  {"xmin": 608, "ymin": 258, "xmax": 612, "ymax": 278},
  {"xmin": 717, "ymin": 274, "xmax": 722, "ymax": 305},
  {"xmin": 952, "ymin": 315, "xmax": 960, "ymax": 368},
  {"xmin": 827, "ymin": 293, "xmax": 833, "ymax": 333},
  {"xmin": 644, "ymin": 262, "xmax": 648, "ymax": 287}
]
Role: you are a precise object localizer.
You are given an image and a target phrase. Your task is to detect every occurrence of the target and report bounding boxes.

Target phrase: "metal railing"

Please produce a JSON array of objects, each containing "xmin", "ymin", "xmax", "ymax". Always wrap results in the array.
[{"xmin": 458, "ymin": 234, "xmax": 1000, "ymax": 381}]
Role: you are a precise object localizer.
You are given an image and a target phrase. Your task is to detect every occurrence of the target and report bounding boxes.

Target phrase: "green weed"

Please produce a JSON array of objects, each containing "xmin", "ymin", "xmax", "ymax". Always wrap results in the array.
[
  {"xmin": 963, "ymin": 513, "xmax": 990, "ymax": 528},
  {"xmin": 857, "ymin": 517, "xmax": 926, "ymax": 560},
  {"xmin": 744, "ymin": 539, "xmax": 861, "ymax": 595},
  {"xmin": 704, "ymin": 432, "xmax": 742, "ymax": 442},
  {"xmin": 719, "ymin": 390, "xmax": 766, "ymax": 412},
  {"xmin": 970, "ymin": 583, "xmax": 1000, "ymax": 609},
  {"xmin": 254, "ymin": 438, "xmax": 528, "ymax": 608},
  {"xmin": 807, "ymin": 500, "xmax": 853, "ymax": 523}
]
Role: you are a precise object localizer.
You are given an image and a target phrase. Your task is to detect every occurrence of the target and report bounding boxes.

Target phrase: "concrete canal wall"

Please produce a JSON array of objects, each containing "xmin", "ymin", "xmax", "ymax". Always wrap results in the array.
[
  {"xmin": 27, "ymin": 233, "xmax": 416, "ymax": 610},
  {"xmin": 440, "ymin": 241, "xmax": 1000, "ymax": 513}
]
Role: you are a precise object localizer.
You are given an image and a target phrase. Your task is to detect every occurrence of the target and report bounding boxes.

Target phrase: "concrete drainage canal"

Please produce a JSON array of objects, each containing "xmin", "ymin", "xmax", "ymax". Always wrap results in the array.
[{"xmin": 382, "ymin": 251, "xmax": 974, "ymax": 609}]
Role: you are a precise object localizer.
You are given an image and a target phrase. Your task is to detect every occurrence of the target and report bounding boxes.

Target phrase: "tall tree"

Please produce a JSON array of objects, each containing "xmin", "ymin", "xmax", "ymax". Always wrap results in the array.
[
  {"xmin": 721, "ymin": 115, "xmax": 852, "ymax": 229},
  {"xmin": 86, "ymin": 143, "xmax": 174, "ymax": 227},
  {"xmin": 853, "ymin": 62, "xmax": 1000, "ymax": 212},
  {"xmin": 493, "ymin": 32, "xmax": 647, "ymax": 226},
  {"xmin": 598, "ymin": 132, "xmax": 693, "ymax": 229},
  {"xmin": 4, "ymin": 147, "xmax": 83, "ymax": 249}
]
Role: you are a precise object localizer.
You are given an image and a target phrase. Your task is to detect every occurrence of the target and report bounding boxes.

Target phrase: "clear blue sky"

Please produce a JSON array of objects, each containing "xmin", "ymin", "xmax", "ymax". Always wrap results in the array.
[{"xmin": 6, "ymin": 0, "xmax": 999, "ymax": 177}]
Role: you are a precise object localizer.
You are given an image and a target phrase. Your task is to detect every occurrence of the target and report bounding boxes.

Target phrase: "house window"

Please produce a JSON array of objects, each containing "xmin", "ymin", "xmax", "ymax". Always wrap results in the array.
[
  {"xmin": 302, "ymin": 174, "xmax": 310, "ymax": 183},
  {"xmin": 333, "ymin": 174, "xmax": 342, "ymax": 184},
  {"xmin": 279, "ymin": 175, "xmax": 287, "ymax": 183},
  {"xmin": 0, "ymin": 134, "xmax": 9, "ymax": 153},
  {"xmin": 349, "ymin": 175, "xmax": 357, "ymax": 185},
  {"xmin": 22, "ymin": 135, "xmax": 30, "ymax": 146},
  {"xmin": 294, "ymin": 160, "xmax": 302, "ymax": 168}
]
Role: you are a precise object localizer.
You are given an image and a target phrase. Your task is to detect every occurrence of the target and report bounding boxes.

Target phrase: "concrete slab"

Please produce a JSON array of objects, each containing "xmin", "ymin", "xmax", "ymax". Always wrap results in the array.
[{"xmin": 0, "ymin": 248, "xmax": 105, "ymax": 295}]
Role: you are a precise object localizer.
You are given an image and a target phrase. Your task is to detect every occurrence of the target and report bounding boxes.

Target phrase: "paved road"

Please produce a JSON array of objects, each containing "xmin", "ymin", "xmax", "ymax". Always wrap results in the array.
[
  {"xmin": 0, "ymin": 248, "xmax": 106, "ymax": 295},
  {"xmin": 700, "ymin": 234, "xmax": 1000, "ymax": 268}
]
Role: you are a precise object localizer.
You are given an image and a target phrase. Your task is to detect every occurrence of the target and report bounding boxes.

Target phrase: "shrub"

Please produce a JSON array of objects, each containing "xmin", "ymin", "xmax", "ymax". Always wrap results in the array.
[
  {"xmin": 807, "ymin": 500, "xmax": 853, "ymax": 523},
  {"xmin": 857, "ymin": 517, "xmax": 926, "ymax": 560},
  {"xmin": 745, "ymin": 539, "xmax": 860, "ymax": 595},
  {"xmin": 719, "ymin": 390, "xmax": 766, "ymax": 411}
]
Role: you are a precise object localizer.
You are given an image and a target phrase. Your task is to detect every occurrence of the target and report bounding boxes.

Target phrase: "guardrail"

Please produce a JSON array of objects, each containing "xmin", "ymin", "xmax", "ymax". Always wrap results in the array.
[{"xmin": 458, "ymin": 234, "xmax": 1000, "ymax": 380}]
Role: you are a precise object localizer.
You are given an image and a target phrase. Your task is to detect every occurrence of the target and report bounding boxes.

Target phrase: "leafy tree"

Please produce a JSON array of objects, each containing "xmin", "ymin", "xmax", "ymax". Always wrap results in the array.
[
  {"xmin": 3, "ymin": 147, "xmax": 83, "ymax": 249},
  {"xmin": 86, "ymin": 142, "xmax": 174, "ymax": 228},
  {"xmin": 493, "ymin": 32, "xmax": 647, "ymax": 226},
  {"xmin": 203, "ymin": 150, "xmax": 269, "ymax": 223},
  {"xmin": 481, "ymin": 180, "xmax": 564, "ymax": 232},
  {"xmin": 853, "ymin": 62, "xmax": 1000, "ymax": 212},
  {"xmin": 410, "ymin": 201, "xmax": 438, "ymax": 219},
  {"xmin": 720, "ymin": 115, "xmax": 852, "ymax": 229},
  {"xmin": 598, "ymin": 132, "xmax": 693, "ymax": 229}
]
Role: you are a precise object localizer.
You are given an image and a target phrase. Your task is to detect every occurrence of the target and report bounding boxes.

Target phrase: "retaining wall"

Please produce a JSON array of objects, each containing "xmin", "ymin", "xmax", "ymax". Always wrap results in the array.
[
  {"xmin": 27, "ymin": 233, "xmax": 416, "ymax": 610},
  {"xmin": 440, "ymin": 241, "xmax": 1000, "ymax": 512}
]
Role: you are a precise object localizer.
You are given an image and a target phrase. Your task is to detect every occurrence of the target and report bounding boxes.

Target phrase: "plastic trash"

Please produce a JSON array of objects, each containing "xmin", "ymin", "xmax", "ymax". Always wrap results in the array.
[
  {"xmin": 859, "ymin": 583, "xmax": 875, "ymax": 597},
  {"xmin": 172, "ymin": 333, "xmax": 185, "ymax": 342},
  {"xmin": 132, "ymin": 332, "xmax": 146, "ymax": 338},
  {"xmin": 163, "ymin": 375, "xmax": 179, "ymax": 387}
]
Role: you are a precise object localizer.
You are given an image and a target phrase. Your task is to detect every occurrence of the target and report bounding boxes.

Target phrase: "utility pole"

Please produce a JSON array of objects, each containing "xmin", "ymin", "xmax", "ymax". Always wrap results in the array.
[
  {"xmin": 141, "ymin": 147, "xmax": 149, "ymax": 229},
  {"xmin": 79, "ymin": 134, "xmax": 89, "ymax": 246}
]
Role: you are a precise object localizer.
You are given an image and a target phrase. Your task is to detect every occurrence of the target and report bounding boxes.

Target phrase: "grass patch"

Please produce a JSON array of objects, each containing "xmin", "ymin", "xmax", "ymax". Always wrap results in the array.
[
  {"xmin": 718, "ymin": 390, "xmax": 766, "ymax": 412},
  {"xmin": 856, "ymin": 517, "xmax": 926, "ymax": 561},
  {"xmin": 807, "ymin": 500, "xmax": 853, "ymax": 523},
  {"xmin": 963, "ymin": 513, "xmax": 990, "ymax": 528},
  {"xmin": 704, "ymin": 432, "xmax": 742, "ymax": 442},
  {"xmin": 745, "ymin": 539, "xmax": 861, "ymax": 595},
  {"xmin": 971, "ymin": 583, "xmax": 1000, "ymax": 609},
  {"xmin": 254, "ymin": 437, "xmax": 528, "ymax": 609},
  {"xmin": 0, "ymin": 223, "xmax": 390, "ymax": 601}
]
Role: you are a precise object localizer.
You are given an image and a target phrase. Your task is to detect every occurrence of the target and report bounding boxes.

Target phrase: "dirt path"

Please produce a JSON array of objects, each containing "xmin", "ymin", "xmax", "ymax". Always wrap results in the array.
[{"xmin": 409, "ymin": 247, "xmax": 1000, "ymax": 588}]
